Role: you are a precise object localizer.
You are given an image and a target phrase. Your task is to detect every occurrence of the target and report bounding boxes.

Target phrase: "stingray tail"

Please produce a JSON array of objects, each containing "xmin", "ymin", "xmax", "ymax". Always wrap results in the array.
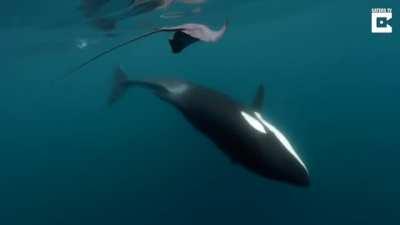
[
  {"xmin": 109, "ymin": 67, "xmax": 131, "ymax": 106},
  {"xmin": 62, "ymin": 29, "xmax": 162, "ymax": 81}
]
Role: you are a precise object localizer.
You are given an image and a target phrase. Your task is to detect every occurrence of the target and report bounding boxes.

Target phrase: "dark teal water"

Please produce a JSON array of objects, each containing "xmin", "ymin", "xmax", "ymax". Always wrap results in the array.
[{"xmin": 0, "ymin": 0, "xmax": 399, "ymax": 224}]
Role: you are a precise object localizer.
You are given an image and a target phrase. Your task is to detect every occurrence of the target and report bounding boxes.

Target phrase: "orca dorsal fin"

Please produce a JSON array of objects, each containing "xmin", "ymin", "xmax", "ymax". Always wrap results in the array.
[{"xmin": 252, "ymin": 84, "xmax": 265, "ymax": 111}]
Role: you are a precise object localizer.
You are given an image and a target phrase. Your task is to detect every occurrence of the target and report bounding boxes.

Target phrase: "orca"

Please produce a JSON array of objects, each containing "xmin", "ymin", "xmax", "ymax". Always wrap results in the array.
[{"xmin": 109, "ymin": 67, "xmax": 310, "ymax": 187}]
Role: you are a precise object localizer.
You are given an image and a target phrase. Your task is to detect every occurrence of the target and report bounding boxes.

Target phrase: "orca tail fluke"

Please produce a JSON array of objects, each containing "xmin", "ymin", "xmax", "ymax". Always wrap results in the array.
[{"xmin": 109, "ymin": 66, "xmax": 130, "ymax": 106}]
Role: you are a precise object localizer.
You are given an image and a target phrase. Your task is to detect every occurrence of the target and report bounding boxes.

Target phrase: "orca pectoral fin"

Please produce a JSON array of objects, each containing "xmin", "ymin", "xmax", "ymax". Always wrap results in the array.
[{"xmin": 252, "ymin": 84, "xmax": 265, "ymax": 111}]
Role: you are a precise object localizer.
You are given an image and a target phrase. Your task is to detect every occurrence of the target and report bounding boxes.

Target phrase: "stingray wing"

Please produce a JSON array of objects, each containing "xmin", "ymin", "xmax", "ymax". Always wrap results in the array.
[
  {"xmin": 168, "ymin": 31, "xmax": 199, "ymax": 53},
  {"xmin": 164, "ymin": 22, "xmax": 227, "ymax": 43}
]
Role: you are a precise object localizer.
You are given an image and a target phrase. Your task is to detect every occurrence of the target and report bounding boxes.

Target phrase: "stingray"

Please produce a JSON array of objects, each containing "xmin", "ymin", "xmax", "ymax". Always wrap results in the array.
[
  {"xmin": 121, "ymin": 0, "xmax": 204, "ymax": 16},
  {"xmin": 83, "ymin": 0, "xmax": 172, "ymax": 31},
  {"xmin": 79, "ymin": 0, "xmax": 136, "ymax": 16},
  {"xmin": 66, "ymin": 21, "xmax": 228, "ymax": 77},
  {"xmin": 83, "ymin": 0, "xmax": 206, "ymax": 31},
  {"xmin": 80, "ymin": 0, "xmax": 136, "ymax": 31}
]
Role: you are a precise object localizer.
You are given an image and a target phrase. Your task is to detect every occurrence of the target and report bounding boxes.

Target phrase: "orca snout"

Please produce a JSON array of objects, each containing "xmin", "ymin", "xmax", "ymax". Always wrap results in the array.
[
  {"xmin": 286, "ymin": 161, "xmax": 310, "ymax": 187},
  {"xmin": 297, "ymin": 171, "xmax": 310, "ymax": 187},
  {"xmin": 273, "ymin": 141, "xmax": 310, "ymax": 187},
  {"xmin": 252, "ymin": 113, "xmax": 310, "ymax": 187}
]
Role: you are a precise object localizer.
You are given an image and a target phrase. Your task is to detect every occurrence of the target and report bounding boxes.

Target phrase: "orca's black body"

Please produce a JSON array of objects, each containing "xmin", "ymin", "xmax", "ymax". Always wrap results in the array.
[{"xmin": 110, "ymin": 68, "xmax": 310, "ymax": 187}]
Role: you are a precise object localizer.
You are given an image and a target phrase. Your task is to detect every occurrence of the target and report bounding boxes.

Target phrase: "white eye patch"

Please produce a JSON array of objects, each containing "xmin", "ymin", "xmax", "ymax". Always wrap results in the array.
[
  {"xmin": 241, "ymin": 111, "xmax": 266, "ymax": 134},
  {"xmin": 254, "ymin": 112, "xmax": 308, "ymax": 173}
]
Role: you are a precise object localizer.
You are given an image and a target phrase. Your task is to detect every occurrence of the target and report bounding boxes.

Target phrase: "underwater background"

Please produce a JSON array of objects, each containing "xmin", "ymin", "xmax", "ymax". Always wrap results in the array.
[{"xmin": 0, "ymin": 0, "xmax": 399, "ymax": 224}]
